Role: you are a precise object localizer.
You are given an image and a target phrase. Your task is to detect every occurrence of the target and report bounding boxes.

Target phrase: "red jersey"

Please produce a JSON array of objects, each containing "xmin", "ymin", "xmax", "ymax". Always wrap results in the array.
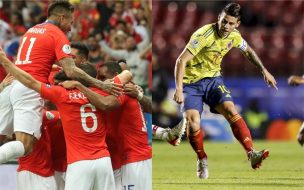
[
  {"xmin": 41, "ymin": 84, "xmax": 110, "ymax": 164},
  {"xmin": 17, "ymin": 110, "xmax": 55, "ymax": 177},
  {"xmin": 0, "ymin": 65, "xmax": 6, "ymax": 82},
  {"xmin": 45, "ymin": 110, "xmax": 67, "ymax": 172},
  {"xmin": 105, "ymin": 78, "xmax": 152, "ymax": 166},
  {"xmin": 48, "ymin": 67, "xmax": 62, "ymax": 85},
  {"xmin": 16, "ymin": 22, "xmax": 71, "ymax": 83}
]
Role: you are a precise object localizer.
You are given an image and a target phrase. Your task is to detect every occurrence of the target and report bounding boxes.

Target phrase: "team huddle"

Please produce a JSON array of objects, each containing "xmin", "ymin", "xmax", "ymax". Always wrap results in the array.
[{"xmin": 0, "ymin": 1, "xmax": 151, "ymax": 190}]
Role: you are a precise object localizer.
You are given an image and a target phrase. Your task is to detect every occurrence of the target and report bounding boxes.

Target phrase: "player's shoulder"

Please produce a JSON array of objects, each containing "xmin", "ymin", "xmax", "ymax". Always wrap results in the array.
[
  {"xmin": 192, "ymin": 23, "xmax": 216, "ymax": 36},
  {"xmin": 231, "ymin": 28, "xmax": 242, "ymax": 38}
]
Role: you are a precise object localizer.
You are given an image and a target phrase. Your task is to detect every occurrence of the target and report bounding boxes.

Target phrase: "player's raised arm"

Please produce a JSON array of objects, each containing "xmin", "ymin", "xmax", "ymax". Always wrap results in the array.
[
  {"xmin": 242, "ymin": 45, "xmax": 278, "ymax": 90},
  {"xmin": 0, "ymin": 49, "xmax": 41, "ymax": 92},
  {"xmin": 60, "ymin": 57, "xmax": 123, "ymax": 95},
  {"xmin": 174, "ymin": 48, "xmax": 194, "ymax": 104}
]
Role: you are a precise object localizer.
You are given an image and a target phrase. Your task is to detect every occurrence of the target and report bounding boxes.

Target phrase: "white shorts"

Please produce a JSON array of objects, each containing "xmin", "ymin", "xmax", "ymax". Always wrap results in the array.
[
  {"xmin": 65, "ymin": 157, "xmax": 115, "ymax": 190},
  {"xmin": 113, "ymin": 168, "xmax": 122, "ymax": 190},
  {"xmin": 0, "ymin": 81, "xmax": 44, "ymax": 139},
  {"xmin": 17, "ymin": 171, "xmax": 57, "ymax": 190},
  {"xmin": 121, "ymin": 159, "xmax": 152, "ymax": 190},
  {"xmin": 54, "ymin": 171, "xmax": 65, "ymax": 190}
]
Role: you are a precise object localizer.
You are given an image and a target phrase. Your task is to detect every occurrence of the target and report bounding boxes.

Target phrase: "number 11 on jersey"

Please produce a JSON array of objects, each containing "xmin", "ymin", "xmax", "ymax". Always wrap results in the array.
[{"xmin": 16, "ymin": 37, "xmax": 37, "ymax": 65}]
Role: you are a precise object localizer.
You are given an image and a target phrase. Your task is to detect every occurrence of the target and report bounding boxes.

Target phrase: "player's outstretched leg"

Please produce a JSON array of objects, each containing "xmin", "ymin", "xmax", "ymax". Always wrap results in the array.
[
  {"xmin": 167, "ymin": 118, "xmax": 187, "ymax": 146},
  {"xmin": 152, "ymin": 118, "xmax": 187, "ymax": 146},
  {"xmin": 216, "ymin": 101, "xmax": 269, "ymax": 169}
]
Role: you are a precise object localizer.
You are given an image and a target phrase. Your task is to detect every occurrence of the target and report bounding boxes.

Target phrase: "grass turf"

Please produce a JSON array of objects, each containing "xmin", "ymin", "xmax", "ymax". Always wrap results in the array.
[{"xmin": 152, "ymin": 140, "xmax": 304, "ymax": 190}]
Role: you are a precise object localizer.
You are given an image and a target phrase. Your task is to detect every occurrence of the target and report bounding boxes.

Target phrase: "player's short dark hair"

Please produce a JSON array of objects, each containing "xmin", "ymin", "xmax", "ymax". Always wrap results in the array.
[
  {"xmin": 54, "ymin": 63, "xmax": 96, "ymax": 87},
  {"xmin": 71, "ymin": 42, "xmax": 89, "ymax": 60},
  {"xmin": 101, "ymin": 61, "xmax": 123, "ymax": 75},
  {"xmin": 47, "ymin": 1, "xmax": 74, "ymax": 18},
  {"xmin": 222, "ymin": 3, "xmax": 242, "ymax": 20}
]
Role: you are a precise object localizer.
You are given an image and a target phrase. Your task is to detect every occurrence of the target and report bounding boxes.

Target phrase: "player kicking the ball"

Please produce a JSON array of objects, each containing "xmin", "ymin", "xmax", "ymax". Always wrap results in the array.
[{"xmin": 173, "ymin": 3, "xmax": 277, "ymax": 179}]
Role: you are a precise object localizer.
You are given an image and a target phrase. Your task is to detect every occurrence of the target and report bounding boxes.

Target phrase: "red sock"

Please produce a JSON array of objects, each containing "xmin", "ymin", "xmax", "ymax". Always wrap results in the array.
[
  {"xmin": 188, "ymin": 129, "xmax": 207, "ymax": 160},
  {"xmin": 229, "ymin": 114, "xmax": 253, "ymax": 153}
]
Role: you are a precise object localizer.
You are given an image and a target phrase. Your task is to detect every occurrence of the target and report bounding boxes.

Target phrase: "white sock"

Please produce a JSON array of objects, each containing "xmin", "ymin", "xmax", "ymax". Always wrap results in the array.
[
  {"xmin": 0, "ymin": 141, "xmax": 25, "ymax": 164},
  {"xmin": 153, "ymin": 125, "xmax": 169, "ymax": 141}
]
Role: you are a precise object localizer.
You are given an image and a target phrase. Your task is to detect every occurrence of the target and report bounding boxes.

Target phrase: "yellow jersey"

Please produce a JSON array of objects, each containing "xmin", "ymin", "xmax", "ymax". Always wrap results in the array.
[{"xmin": 184, "ymin": 23, "xmax": 247, "ymax": 84}]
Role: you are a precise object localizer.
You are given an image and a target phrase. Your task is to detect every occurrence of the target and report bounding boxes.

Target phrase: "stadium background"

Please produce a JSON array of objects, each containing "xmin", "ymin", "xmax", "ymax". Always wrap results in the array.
[
  {"xmin": 0, "ymin": 0, "xmax": 151, "ymax": 189},
  {"xmin": 152, "ymin": 0, "xmax": 304, "ymax": 141}
]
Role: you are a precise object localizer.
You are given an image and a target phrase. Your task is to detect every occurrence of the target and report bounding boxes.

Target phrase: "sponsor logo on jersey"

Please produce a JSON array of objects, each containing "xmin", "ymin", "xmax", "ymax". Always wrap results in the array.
[
  {"xmin": 46, "ymin": 84, "xmax": 51, "ymax": 88},
  {"xmin": 62, "ymin": 44, "xmax": 71, "ymax": 54}
]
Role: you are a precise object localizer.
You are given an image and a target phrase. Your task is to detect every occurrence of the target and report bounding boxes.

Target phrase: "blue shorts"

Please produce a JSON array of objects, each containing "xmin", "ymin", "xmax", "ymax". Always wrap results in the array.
[{"xmin": 182, "ymin": 76, "xmax": 233, "ymax": 114}]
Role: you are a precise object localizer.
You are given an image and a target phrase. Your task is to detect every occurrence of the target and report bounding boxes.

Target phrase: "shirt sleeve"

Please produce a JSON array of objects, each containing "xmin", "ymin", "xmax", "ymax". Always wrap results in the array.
[
  {"xmin": 186, "ymin": 27, "xmax": 211, "ymax": 56},
  {"xmin": 233, "ymin": 32, "xmax": 248, "ymax": 52},
  {"xmin": 40, "ymin": 84, "xmax": 64, "ymax": 104},
  {"xmin": 52, "ymin": 29, "xmax": 72, "ymax": 61}
]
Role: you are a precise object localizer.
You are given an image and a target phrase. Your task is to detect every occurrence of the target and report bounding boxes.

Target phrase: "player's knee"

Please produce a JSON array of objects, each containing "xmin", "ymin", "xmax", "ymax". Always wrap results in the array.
[{"xmin": 186, "ymin": 116, "xmax": 200, "ymax": 131}]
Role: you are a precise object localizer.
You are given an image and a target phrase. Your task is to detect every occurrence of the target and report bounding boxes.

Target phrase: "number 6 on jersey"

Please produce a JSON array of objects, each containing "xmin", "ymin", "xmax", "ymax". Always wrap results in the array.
[{"xmin": 80, "ymin": 104, "xmax": 98, "ymax": 133}]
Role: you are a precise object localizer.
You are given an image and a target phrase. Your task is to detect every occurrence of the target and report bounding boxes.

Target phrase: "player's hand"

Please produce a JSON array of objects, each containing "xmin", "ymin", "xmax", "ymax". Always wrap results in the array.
[
  {"xmin": 60, "ymin": 80, "xmax": 80, "ymax": 89},
  {"xmin": 123, "ymin": 83, "xmax": 140, "ymax": 98},
  {"xmin": 288, "ymin": 75, "xmax": 304, "ymax": 86},
  {"xmin": 262, "ymin": 69, "xmax": 278, "ymax": 90},
  {"xmin": 173, "ymin": 89, "xmax": 184, "ymax": 104},
  {"xmin": 1, "ymin": 73, "xmax": 14, "ymax": 87},
  {"xmin": 98, "ymin": 79, "xmax": 123, "ymax": 96}
]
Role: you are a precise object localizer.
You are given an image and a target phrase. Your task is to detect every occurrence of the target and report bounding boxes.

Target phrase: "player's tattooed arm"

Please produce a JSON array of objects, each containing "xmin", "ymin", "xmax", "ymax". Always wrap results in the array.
[
  {"xmin": 242, "ymin": 45, "xmax": 278, "ymax": 90},
  {"xmin": 242, "ymin": 45, "xmax": 265, "ymax": 71},
  {"xmin": 60, "ymin": 57, "xmax": 123, "ymax": 95}
]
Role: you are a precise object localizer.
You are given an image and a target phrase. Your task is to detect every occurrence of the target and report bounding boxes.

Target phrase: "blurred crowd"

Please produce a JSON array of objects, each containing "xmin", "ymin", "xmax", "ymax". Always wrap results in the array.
[
  {"xmin": 152, "ymin": 1, "xmax": 303, "ymax": 128},
  {"xmin": 0, "ymin": 0, "xmax": 152, "ymax": 94}
]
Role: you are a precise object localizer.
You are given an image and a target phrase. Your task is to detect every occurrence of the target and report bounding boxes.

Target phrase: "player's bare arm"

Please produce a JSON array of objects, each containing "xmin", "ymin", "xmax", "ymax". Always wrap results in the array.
[
  {"xmin": 62, "ymin": 80, "xmax": 120, "ymax": 111},
  {"xmin": 0, "ymin": 50, "xmax": 41, "ymax": 93},
  {"xmin": 60, "ymin": 57, "xmax": 123, "ymax": 95},
  {"xmin": 174, "ymin": 48, "xmax": 194, "ymax": 104},
  {"xmin": 123, "ymin": 83, "xmax": 152, "ymax": 113},
  {"xmin": 288, "ymin": 75, "xmax": 304, "ymax": 86},
  {"xmin": 242, "ymin": 45, "xmax": 278, "ymax": 90}
]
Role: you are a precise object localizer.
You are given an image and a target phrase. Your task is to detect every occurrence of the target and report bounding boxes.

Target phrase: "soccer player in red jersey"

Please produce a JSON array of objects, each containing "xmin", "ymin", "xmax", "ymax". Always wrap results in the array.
[
  {"xmin": 0, "ymin": 50, "xmax": 132, "ymax": 190},
  {"xmin": 0, "ymin": 1, "xmax": 120, "ymax": 165},
  {"xmin": 96, "ymin": 62, "xmax": 152, "ymax": 190},
  {"xmin": 17, "ymin": 110, "xmax": 59, "ymax": 190}
]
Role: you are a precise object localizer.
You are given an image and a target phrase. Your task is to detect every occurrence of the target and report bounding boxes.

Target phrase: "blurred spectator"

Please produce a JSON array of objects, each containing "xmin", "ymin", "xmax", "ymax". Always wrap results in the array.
[
  {"xmin": 152, "ymin": 53, "xmax": 168, "ymax": 124},
  {"xmin": 99, "ymin": 33, "xmax": 150, "ymax": 91},
  {"xmin": 243, "ymin": 99, "xmax": 269, "ymax": 139}
]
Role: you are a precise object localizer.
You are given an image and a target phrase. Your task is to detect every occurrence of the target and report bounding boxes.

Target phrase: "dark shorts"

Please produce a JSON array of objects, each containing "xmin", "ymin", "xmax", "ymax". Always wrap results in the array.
[{"xmin": 182, "ymin": 76, "xmax": 233, "ymax": 114}]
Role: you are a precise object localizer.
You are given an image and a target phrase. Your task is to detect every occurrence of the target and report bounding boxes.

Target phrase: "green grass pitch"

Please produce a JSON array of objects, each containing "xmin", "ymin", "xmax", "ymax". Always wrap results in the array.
[{"xmin": 153, "ymin": 140, "xmax": 304, "ymax": 190}]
